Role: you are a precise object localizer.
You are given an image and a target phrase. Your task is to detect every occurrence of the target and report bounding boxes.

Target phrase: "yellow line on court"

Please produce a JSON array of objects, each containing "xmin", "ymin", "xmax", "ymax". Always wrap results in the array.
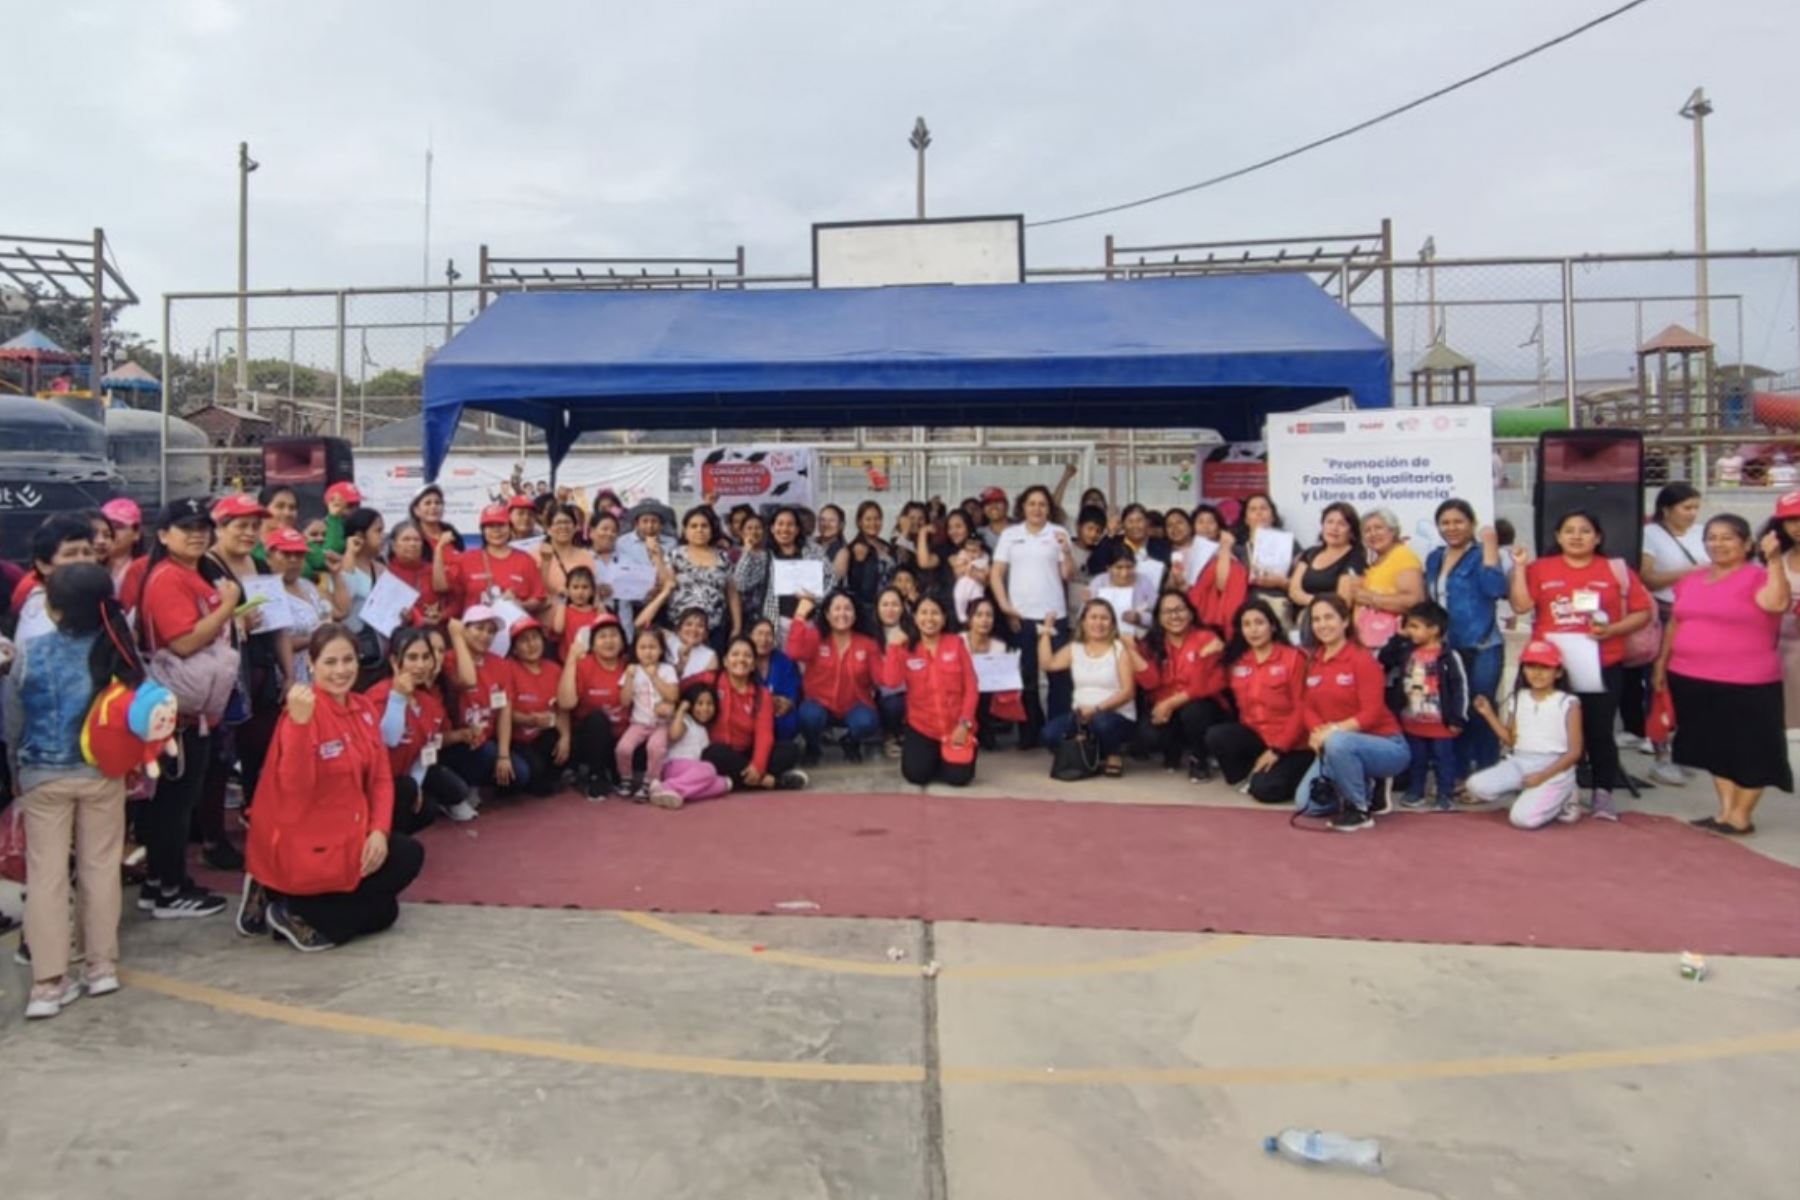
[
  {"xmin": 116, "ymin": 967, "xmax": 923, "ymax": 1085},
  {"xmin": 612, "ymin": 910, "xmax": 1258, "ymax": 979},
  {"xmin": 117, "ymin": 964, "xmax": 1800, "ymax": 1088}
]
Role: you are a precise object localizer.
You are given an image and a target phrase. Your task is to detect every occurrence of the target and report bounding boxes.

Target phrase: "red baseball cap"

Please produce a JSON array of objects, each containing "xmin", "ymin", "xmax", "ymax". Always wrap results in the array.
[
  {"xmin": 462, "ymin": 604, "xmax": 502, "ymax": 627},
  {"xmin": 1774, "ymin": 490, "xmax": 1800, "ymax": 520},
  {"xmin": 507, "ymin": 494, "xmax": 536, "ymax": 510},
  {"xmin": 1519, "ymin": 640, "xmax": 1563, "ymax": 668},
  {"xmin": 263, "ymin": 527, "xmax": 310, "ymax": 556},
  {"xmin": 508, "ymin": 615, "xmax": 543, "ymax": 640},
  {"xmin": 479, "ymin": 504, "xmax": 511, "ymax": 527},
  {"xmin": 324, "ymin": 481, "xmax": 362, "ymax": 506},
  {"xmin": 592, "ymin": 612, "xmax": 621, "ymax": 628},
  {"xmin": 980, "ymin": 487, "xmax": 1007, "ymax": 505},
  {"xmin": 211, "ymin": 493, "xmax": 268, "ymax": 523}
]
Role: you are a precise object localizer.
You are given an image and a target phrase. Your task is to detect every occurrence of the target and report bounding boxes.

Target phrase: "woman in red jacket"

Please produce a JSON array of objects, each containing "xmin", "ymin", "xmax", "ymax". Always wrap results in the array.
[
  {"xmin": 557, "ymin": 614, "xmax": 630, "ymax": 798},
  {"xmin": 701, "ymin": 636, "xmax": 808, "ymax": 790},
  {"xmin": 876, "ymin": 595, "xmax": 980, "ymax": 786},
  {"xmin": 1294, "ymin": 594, "xmax": 1408, "ymax": 831},
  {"xmin": 1205, "ymin": 599, "xmax": 1313, "ymax": 804},
  {"xmin": 1136, "ymin": 591, "xmax": 1230, "ymax": 780},
  {"xmin": 788, "ymin": 591, "xmax": 883, "ymax": 764},
  {"xmin": 240, "ymin": 624, "xmax": 425, "ymax": 951}
]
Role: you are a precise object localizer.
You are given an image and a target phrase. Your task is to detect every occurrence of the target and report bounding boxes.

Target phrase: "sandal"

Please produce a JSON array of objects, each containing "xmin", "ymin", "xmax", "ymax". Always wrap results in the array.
[{"xmin": 1103, "ymin": 759, "xmax": 1124, "ymax": 778}]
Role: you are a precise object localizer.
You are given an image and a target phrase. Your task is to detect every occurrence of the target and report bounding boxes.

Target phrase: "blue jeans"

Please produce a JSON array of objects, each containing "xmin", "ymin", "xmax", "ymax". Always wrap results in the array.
[
  {"xmin": 1015, "ymin": 616, "xmax": 1072, "ymax": 741},
  {"xmin": 1407, "ymin": 733, "xmax": 1460, "ymax": 801},
  {"xmin": 1296, "ymin": 731, "xmax": 1410, "ymax": 813},
  {"xmin": 1455, "ymin": 643, "xmax": 1504, "ymax": 776},
  {"xmin": 443, "ymin": 741, "xmax": 532, "ymax": 794},
  {"xmin": 1041, "ymin": 710, "xmax": 1135, "ymax": 757},
  {"xmin": 878, "ymin": 692, "xmax": 907, "ymax": 738},
  {"xmin": 797, "ymin": 698, "xmax": 881, "ymax": 754}
]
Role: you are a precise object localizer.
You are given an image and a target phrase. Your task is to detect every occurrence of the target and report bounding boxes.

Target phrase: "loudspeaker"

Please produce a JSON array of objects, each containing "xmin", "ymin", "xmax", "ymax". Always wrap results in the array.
[
  {"xmin": 1534, "ymin": 431, "xmax": 1644, "ymax": 563},
  {"xmin": 262, "ymin": 437, "xmax": 356, "ymax": 523}
]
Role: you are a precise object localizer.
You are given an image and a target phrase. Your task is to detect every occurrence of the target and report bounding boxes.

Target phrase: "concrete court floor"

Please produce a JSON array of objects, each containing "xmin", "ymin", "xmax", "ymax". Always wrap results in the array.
[{"xmin": 3, "ymin": 743, "xmax": 1800, "ymax": 1200}]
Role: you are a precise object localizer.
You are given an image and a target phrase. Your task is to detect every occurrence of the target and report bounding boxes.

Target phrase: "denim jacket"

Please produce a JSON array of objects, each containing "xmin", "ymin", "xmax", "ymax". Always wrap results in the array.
[
  {"xmin": 3, "ymin": 627, "xmax": 101, "ymax": 784},
  {"xmin": 1424, "ymin": 545, "xmax": 1510, "ymax": 652}
]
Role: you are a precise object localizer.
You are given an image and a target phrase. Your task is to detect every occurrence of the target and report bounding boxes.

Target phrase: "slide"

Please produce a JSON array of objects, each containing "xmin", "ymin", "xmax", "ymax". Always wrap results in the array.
[{"xmin": 1752, "ymin": 391, "xmax": 1800, "ymax": 431}]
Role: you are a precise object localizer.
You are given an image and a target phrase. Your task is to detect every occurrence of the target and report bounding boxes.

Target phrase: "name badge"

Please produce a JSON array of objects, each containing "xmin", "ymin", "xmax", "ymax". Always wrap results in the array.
[
  {"xmin": 489, "ymin": 687, "xmax": 508, "ymax": 709},
  {"xmin": 1571, "ymin": 589, "xmax": 1602, "ymax": 614},
  {"xmin": 421, "ymin": 736, "xmax": 440, "ymax": 769}
]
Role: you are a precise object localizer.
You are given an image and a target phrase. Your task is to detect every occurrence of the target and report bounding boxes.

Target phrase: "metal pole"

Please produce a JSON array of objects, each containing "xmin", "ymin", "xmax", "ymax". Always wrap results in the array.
[
  {"xmin": 1535, "ymin": 302, "xmax": 1547, "ymax": 403},
  {"xmin": 1560, "ymin": 259, "xmax": 1578, "ymax": 428},
  {"xmin": 358, "ymin": 327, "xmax": 368, "ymax": 442},
  {"xmin": 160, "ymin": 293, "xmax": 172, "ymax": 506},
  {"xmin": 1127, "ymin": 428, "xmax": 1139, "ymax": 501},
  {"xmin": 90, "ymin": 228, "xmax": 104, "ymax": 410},
  {"xmin": 1379, "ymin": 218, "xmax": 1396, "ymax": 355},
  {"xmin": 909, "ymin": 118, "xmax": 931, "ymax": 220},
  {"xmin": 236, "ymin": 142, "xmax": 254, "ymax": 402},
  {"xmin": 333, "ymin": 291, "xmax": 346, "ymax": 437},
  {"xmin": 211, "ymin": 328, "xmax": 221, "ymax": 404},
  {"xmin": 444, "ymin": 259, "xmax": 459, "ymax": 343},
  {"xmin": 287, "ymin": 328, "xmax": 295, "ymax": 401}
]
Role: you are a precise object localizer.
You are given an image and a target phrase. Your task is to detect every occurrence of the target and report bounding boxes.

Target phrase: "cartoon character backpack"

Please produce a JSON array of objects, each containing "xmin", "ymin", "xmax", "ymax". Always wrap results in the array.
[{"xmin": 82, "ymin": 679, "xmax": 180, "ymax": 781}]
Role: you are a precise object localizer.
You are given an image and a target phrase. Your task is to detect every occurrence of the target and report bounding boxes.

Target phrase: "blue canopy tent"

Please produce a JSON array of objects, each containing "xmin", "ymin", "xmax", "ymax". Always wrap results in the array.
[{"xmin": 421, "ymin": 274, "xmax": 1392, "ymax": 481}]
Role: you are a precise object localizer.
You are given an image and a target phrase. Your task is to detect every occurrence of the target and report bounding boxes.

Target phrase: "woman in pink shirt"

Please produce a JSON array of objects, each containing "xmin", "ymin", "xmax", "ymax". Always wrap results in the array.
[{"xmin": 1653, "ymin": 514, "xmax": 1792, "ymax": 835}]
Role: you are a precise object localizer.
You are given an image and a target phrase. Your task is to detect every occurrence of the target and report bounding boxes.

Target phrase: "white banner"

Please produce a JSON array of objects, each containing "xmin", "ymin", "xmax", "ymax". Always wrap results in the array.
[
  {"xmin": 1266, "ymin": 409, "xmax": 1495, "ymax": 550},
  {"xmin": 693, "ymin": 444, "xmax": 813, "ymax": 508},
  {"xmin": 356, "ymin": 454, "xmax": 669, "ymax": 538}
]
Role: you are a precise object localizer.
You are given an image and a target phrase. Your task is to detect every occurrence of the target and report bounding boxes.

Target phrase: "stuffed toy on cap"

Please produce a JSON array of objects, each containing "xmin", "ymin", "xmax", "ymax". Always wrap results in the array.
[{"xmin": 82, "ymin": 679, "xmax": 180, "ymax": 781}]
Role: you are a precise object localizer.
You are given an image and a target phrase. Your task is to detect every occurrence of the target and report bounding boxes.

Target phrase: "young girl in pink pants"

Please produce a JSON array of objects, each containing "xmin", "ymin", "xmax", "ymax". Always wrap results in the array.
[
  {"xmin": 616, "ymin": 628, "xmax": 680, "ymax": 800},
  {"xmin": 648, "ymin": 684, "xmax": 734, "ymax": 808}
]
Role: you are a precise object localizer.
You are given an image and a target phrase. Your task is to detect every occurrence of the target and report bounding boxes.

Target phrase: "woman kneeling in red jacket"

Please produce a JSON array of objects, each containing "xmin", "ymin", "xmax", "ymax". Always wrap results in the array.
[
  {"xmin": 876, "ymin": 595, "xmax": 979, "ymax": 786},
  {"xmin": 239, "ymin": 624, "xmax": 426, "ymax": 951}
]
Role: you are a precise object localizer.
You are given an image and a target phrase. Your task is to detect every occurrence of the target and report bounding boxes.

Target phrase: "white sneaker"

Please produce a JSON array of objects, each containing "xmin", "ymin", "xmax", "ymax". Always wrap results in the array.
[
  {"xmin": 1615, "ymin": 734, "xmax": 1645, "ymax": 754},
  {"xmin": 25, "ymin": 976, "xmax": 82, "ymax": 1020},
  {"xmin": 440, "ymin": 800, "xmax": 478, "ymax": 823},
  {"xmin": 85, "ymin": 970, "xmax": 120, "ymax": 998},
  {"xmin": 1650, "ymin": 762, "xmax": 1686, "ymax": 787},
  {"xmin": 647, "ymin": 783, "xmax": 685, "ymax": 809}
]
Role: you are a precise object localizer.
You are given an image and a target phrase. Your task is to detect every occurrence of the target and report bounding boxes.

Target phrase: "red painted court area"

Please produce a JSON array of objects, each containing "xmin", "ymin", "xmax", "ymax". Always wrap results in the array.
[{"xmin": 399, "ymin": 792, "xmax": 1800, "ymax": 957}]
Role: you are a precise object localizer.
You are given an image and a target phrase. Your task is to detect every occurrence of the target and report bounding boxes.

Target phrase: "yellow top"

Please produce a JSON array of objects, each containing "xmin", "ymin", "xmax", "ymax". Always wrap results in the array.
[{"xmin": 1363, "ymin": 542, "xmax": 1422, "ymax": 594}]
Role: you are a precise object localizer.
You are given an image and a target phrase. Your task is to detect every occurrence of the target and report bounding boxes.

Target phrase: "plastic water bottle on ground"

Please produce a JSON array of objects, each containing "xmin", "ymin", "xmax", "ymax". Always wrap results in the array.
[{"xmin": 1264, "ymin": 1128, "xmax": 1384, "ymax": 1174}]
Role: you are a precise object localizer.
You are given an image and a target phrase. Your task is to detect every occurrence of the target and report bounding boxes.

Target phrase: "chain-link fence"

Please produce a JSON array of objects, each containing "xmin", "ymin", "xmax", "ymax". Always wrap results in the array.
[{"xmin": 154, "ymin": 249, "xmax": 1800, "ymax": 503}]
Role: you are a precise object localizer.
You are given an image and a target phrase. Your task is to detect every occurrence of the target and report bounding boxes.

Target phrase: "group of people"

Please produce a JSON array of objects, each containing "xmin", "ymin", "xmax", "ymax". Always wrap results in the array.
[{"xmin": 2, "ymin": 468, "xmax": 1794, "ymax": 1019}]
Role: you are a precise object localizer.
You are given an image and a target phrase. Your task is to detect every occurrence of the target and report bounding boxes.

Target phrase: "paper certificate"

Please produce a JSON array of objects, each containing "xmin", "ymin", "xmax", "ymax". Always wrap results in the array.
[
  {"xmin": 1135, "ymin": 557, "xmax": 1167, "ymax": 597},
  {"xmin": 1093, "ymin": 585, "xmax": 1142, "ymax": 632},
  {"xmin": 599, "ymin": 557, "xmax": 657, "ymax": 603},
  {"xmin": 1173, "ymin": 537, "xmax": 1220, "ymax": 587},
  {"xmin": 487, "ymin": 597, "xmax": 530, "ymax": 659},
  {"xmin": 1250, "ymin": 529, "xmax": 1296, "ymax": 577},
  {"xmin": 971, "ymin": 650, "xmax": 1024, "ymax": 693},
  {"xmin": 358, "ymin": 571, "xmax": 420, "ymax": 639},
  {"xmin": 239, "ymin": 576, "xmax": 294, "ymax": 633},
  {"xmin": 1544, "ymin": 632, "xmax": 1604, "ymax": 694},
  {"xmin": 771, "ymin": 558, "xmax": 825, "ymax": 598}
]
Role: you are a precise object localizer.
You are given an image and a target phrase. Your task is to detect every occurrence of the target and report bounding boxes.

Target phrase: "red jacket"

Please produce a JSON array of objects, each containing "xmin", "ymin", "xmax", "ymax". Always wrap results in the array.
[
  {"xmin": 507, "ymin": 659, "xmax": 559, "ymax": 744},
  {"xmin": 786, "ymin": 621, "xmax": 880, "ymax": 717},
  {"xmin": 456, "ymin": 546, "xmax": 544, "ymax": 610},
  {"xmin": 247, "ymin": 691, "xmax": 395, "ymax": 896},
  {"xmin": 877, "ymin": 637, "xmax": 978, "ymax": 739},
  {"xmin": 443, "ymin": 649, "xmax": 511, "ymax": 748},
  {"xmin": 364, "ymin": 678, "xmax": 447, "ymax": 777},
  {"xmin": 712, "ymin": 675, "xmax": 775, "ymax": 774},
  {"xmin": 568, "ymin": 655, "xmax": 629, "ymax": 735},
  {"xmin": 1227, "ymin": 643, "xmax": 1308, "ymax": 752},
  {"xmin": 1137, "ymin": 628, "xmax": 1227, "ymax": 705},
  {"xmin": 1187, "ymin": 557, "xmax": 1249, "ymax": 634},
  {"xmin": 1302, "ymin": 644, "xmax": 1400, "ymax": 737}
]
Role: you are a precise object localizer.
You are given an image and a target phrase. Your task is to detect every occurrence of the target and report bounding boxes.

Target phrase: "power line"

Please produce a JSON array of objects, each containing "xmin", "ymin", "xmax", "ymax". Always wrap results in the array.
[{"xmin": 1028, "ymin": 0, "xmax": 1655, "ymax": 230}]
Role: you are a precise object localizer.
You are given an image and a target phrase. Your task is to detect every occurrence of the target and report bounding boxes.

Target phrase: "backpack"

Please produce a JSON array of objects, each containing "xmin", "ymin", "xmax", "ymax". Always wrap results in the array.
[{"xmin": 1608, "ymin": 558, "xmax": 1661, "ymax": 668}]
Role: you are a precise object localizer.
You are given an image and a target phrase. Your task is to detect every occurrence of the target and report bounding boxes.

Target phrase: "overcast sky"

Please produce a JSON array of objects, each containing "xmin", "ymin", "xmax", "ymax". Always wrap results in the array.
[{"xmin": 15, "ymin": 0, "xmax": 1800, "ymax": 364}]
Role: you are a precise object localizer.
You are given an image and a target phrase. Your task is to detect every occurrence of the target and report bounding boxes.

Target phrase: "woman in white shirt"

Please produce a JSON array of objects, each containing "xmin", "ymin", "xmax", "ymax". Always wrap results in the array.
[
  {"xmin": 1035, "ymin": 599, "xmax": 1147, "ymax": 777},
  {"xmin": 1632, "ymin": 484, "xmax": 1705, "ymax": 782},
  {"xmin": 990, "ymin": 484, "xmax": 1078, "ymax": 749}
]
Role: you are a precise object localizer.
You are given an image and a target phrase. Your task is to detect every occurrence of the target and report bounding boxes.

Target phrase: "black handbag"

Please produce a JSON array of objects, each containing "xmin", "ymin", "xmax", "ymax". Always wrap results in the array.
[{"xmin": 1050, "ymin": 726, "xmax": 1101, "ymax": 781}]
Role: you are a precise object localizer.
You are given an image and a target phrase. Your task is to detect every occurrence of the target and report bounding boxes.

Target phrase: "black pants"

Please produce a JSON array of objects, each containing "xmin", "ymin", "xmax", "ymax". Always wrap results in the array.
[
  {"xmin": 879, "ymin": 692, "xmax": 908, "ymax": 738},
  {"xmin": 284, "ymin": 831, "xmax": 425, "ymax": 946},
  {"xmin": 1618, "ymin": 663, "xmax": 1649, "ymax": 740},
  {"xmin": 1205, "ymin": 722, "xmax": 1314, "ymax": 805},
  {"xmin": 1579, "ymin": 664, "xmax": 1626, "ymax": 790},
  {"xmin": 900, "ymin": 725, "xmax": 976, "ymax": 788},
  {"xmin": 1014, "ymin": 617, "xmax": 1071, "ymax": 745},
  {"xmin": 148, "ymin": 726, "xmax": 211, "ymax": 890},
  {"xmin": 702, "ymin": 739, "xmax": 801, "ymax": 785},
  {"xmin": 572, "ymin": 712, "xmax": 621, "ymax": 788},
  {"xmin": 391, "ymin": 764, "xmax": 472, "ymax": 833},
  {"xmin": 513, "ymin": 736, "xmax": 564, "ymax": 797},
  {"xmin": 1138, "ymin": 697, "xmax": 1230, "ymax": 768}
]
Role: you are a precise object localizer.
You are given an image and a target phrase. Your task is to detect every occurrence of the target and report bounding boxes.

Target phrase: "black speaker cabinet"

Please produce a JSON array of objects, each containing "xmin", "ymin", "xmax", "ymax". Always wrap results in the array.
[
  {"xmin": 1534, "ymin": 431, "xmax": 1645, "ymax": 563},
  {"xmin": 262, "ymin": 437, "xmax": 356, "ymax": 523}
]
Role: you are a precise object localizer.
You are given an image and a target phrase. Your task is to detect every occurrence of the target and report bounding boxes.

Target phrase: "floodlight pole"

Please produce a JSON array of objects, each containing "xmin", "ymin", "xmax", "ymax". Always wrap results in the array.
[
  {"xmin": 236, "ymin": 141, "xmax": 259, "ymax": 405},
  {"xmin": 1679, "ymin": 89, "xmax": 1712, "ymax": 342},
  {"xmin": 910, "ymin": 118, "xmax": 931, "ymax": 219}
]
